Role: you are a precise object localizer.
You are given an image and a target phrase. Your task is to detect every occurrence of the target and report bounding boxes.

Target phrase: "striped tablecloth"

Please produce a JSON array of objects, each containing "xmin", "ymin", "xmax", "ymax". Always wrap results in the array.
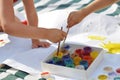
[
  {"xmin": 14, "ymin": 0, "xmax": 120, "ymax": 17},
  {"xmin": 0, "ymin": 64, "xmax": 42, "ymax": 80}
]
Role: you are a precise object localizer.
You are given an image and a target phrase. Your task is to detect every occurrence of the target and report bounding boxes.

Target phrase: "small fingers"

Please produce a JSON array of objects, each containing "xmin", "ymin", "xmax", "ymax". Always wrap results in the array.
[
  {"xmin": 67, "ymin": 11, "xmax": 77, "ymax": 28},
  {"xmin": 42, "ymin": 42, "xmax": 51, "ymax": 48},
  {"xmin": 32, "ymin": 42, "xmax": 51, "ymax": 48},
  {"xmin": 39, "ymin": 42, "xmax": 51, "ymax": 48},
  {"xmin": 32, "ymin": 45, "xmax": 38, "ymax": 49},
  {"xmin": 67, "ymin": 21, "xmax": 75, "ymax": 28}
]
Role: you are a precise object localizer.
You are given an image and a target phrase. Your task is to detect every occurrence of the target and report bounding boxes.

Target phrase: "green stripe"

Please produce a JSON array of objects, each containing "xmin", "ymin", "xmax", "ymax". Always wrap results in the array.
[
  {"xmin": 107, "ymin": 6, "xmax": 120, "ymax": 16},
  {"xmin": 45, "ymin": 0, "xmax": 60, "ymax": 5},
  {"xmin": 0, "ymin": 69, "xmax": 7, "ymax": 72},
  {"xmin": 17, "ymin": 7, "xmax": 24, "ymax": 12},
  {"xmin": 34, "ymin": 0, "xmax": 41, "ymax": 3},
  {"xmin": 76, "ymin": 0, "xmax": 93, "ymax": 10},
  {"xmin": 1, "ymin": 74, "xmax": 18, "ymax": 80},
  {"xmin": 71, "ymin": 0, "xmax": 82, "ymax": 3},
  {"xmin": 54, "ymin": 0, "xmax": 81, "ymax": 10},
  {"xmin": 36, "ymin": 0, "xmax": 59, "ymax": 11},
  {"xmin": 117, "ymin": 1, "xmax": 120, "ymax": 5},
  {"xmin": 54, "ymin": 4, "xmax": 72, "ymax": 10},
  {"xmin": 15, "ymin": 70, "xmax": 29, "ymax": 79},
  {"xmin": 36, "ymin": 5, "xmax": 47, "ymax": 12}
]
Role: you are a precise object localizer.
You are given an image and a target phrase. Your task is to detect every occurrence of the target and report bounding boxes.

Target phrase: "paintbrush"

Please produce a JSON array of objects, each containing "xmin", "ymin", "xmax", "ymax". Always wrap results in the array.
[
  {"xmin": 56, "ymin": 27, "xmax": 63, "ymax": 56},
  {"xmin": 61, "ymin": 28, "xmax": 70, "ymax": 47}
]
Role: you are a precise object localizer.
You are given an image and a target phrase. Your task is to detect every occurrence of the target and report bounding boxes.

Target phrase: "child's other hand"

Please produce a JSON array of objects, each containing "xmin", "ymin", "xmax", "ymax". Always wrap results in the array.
[
  {"xmin": 67, "ymin": 10, "xmax": 87, "ymax": 28},
  {"xmin": 47, "ymin": 29, "xmax": 67, "ymax": 43},
  {"xmin": 32, "ymin": 39, "xmax": 50, "ymax": 48}
]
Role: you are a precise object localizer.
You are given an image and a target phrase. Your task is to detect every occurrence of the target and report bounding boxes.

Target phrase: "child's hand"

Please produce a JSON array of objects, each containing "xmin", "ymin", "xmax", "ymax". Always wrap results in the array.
[
  {"xmin": 46, "ymin": 29, "xmax": 67, "ymax": 43},
  {"xmin": 32, "ymin": 39, "xmax": 50, "ymax": 48},
  {"xmin": 67, "ymin": 9, "xmax": 88, "ymax": 28}
]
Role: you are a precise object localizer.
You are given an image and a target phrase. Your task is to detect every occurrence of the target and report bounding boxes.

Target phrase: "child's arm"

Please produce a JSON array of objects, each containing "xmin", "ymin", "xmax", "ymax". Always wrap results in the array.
[
  {"xmin": 84, "ymin": 0, "xmax": 118, "ymax": 14},
  {"xmin": 22, "ymin": 0, "xmax": 38, "ymax": 26},
  {"xmin": 67, "ymin": 0, "xmax": 119, "ymax": 28},
  {"xmin": 0, "ymin": 0, "xmax": 66, "ymax": 43},
  {"xmin": 22, "ymin": 0, "xmax": 50, "ymax": 48}
]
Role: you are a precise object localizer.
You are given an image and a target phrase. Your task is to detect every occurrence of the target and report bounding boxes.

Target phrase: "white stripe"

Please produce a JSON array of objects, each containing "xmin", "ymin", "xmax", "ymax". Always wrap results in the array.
[
  {"xmin": 37, "ymin": 0, "xmax": 92, "ymax": 13},
  {"xmin": 0, "ymin": 72, "xmax": 10, "ymax": 79},
  {"xmin": 36, "ymin": 0, "xmax": 73, "ymax": 13},
  {"xmin": 24, "ymin": 75, "xmax": 41, "ymax": 80},
  {"xmin": 50, "ymin": 0, "xmax": 73, "ymax": 6},
  {"xmin": 16, "ymin": 78, "xmax": 23, "ymax": 80},
  {"xmin": 3, "ymin": 59, "xmax": 40, "ymax": 75},
  {"xmin": 76, "ymin": 0, "xmax": 92, "ymax": 5},
  {"xmin": 62, "ymin": 5, "xmax": 81, "ymax": 11},
  {"xmin": 63, "ymin": 0, "xmax": 92, "ymax": 11},
  {"xmin": 14, "ymin": 1, "xmax": 23, "ymax": 11},
  {"xmin": 6, "ymin": 68, "xmax": 18, "ymax": 75},
  {"xmin": 35, "ymin": 0, "xmax": 50, "ymax": 8}
]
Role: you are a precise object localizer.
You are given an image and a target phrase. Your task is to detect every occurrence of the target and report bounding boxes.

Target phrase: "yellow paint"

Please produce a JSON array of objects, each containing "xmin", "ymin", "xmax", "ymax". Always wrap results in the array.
[
  {"xmin": 73, "ymin": 56, "xmax": 81, "ymax": 66},
  {"xmin": 88, "ymin": 35, "xmax": 106, "ymax": 41},
  {"xmin": 98, "ymin": 74, "xmax": 108, "ymax": 80},
  {"xmin": 90, "ymin": 51, "xmax": 99, "ymax": 59},
  {"xmin": 102, "ymin": 42, "xmax": 120, "ymax": 54},
  {"xmin": 109, "ymin": 48, "xmax": 120, "ymax": 54},
  {"xmin": 54, "ymin": 51, "xmax": 63, "ymax": 59}
]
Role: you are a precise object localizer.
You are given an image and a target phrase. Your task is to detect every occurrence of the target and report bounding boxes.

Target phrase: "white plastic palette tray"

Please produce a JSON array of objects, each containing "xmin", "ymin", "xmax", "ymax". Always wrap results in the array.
[
  {"xmin": 0, "ymin": 33, "xmax": 10, "ymax": 47},
  {"xmin": 91, "ymin": 53, "xmax": 120, "ymax": 80},
  {"xmin": 41, "ymin": 42, "xmax": 105, "ymax": 80}
]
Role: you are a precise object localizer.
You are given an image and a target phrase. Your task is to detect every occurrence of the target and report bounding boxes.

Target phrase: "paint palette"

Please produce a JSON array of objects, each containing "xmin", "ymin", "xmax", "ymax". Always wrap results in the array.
[
  {"xmin": 0, "ymin": 33, "xmax": 10, "ymax": 47},
  {"xmin": 41, "ymin": 42, "xmax": 105, "ymax": 80}
]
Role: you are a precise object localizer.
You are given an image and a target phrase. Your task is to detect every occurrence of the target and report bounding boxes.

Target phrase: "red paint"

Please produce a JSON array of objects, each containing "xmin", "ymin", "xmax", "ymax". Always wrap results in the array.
[
  {"xmin": 41, "ymin": 72, "xmax": 49, "ymax": 75},
  {"xmin": 75, "ymin": 49, "xmax": 84, "ymax": 58},
  {"xmin": 116, "ymin": 68, "xmax": 120, "ymax": 73},
  {"xmin": 21, "ymin": 20, "xmax": 27, "ymax": 25}
]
